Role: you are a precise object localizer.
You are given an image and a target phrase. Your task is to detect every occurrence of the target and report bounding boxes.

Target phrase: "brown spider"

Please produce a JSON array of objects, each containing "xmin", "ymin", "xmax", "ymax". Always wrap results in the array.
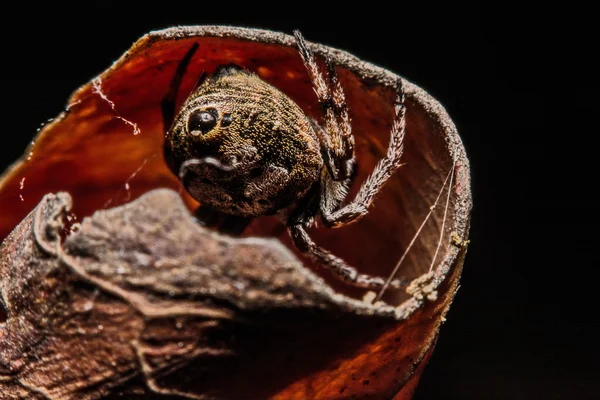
[{"xmin": 163, "ymin": 31, "xmax": 406, "ymax": 290}]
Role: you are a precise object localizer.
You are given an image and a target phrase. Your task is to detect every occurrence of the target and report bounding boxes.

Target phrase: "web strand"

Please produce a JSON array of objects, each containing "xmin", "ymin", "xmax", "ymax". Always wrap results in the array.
[{"xmin": 375, "ymin": 163, "xmax": 456, "ymax": 302}]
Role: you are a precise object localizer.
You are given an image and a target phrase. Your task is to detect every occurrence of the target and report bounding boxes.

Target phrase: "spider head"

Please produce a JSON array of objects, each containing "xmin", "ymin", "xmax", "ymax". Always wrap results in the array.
[{"xmin": 164, "ymin": 65, "xmax": 323, "ymax": 217}]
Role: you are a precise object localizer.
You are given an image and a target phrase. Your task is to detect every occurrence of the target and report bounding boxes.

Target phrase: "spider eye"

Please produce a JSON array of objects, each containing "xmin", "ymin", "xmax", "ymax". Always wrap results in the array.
[
  {"xmin": 221, "ymin": 113, "xmax": 232, "ymax": 127},
  {"xmin": 187, "ymin": 109, "xmax": 218, "ymax": 135}
]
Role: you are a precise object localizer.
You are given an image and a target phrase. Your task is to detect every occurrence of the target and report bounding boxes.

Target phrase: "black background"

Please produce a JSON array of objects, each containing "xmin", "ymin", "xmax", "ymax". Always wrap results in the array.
[{"xmin": 0, "ymin": 3, "xmax": 596, "ymax": 399}]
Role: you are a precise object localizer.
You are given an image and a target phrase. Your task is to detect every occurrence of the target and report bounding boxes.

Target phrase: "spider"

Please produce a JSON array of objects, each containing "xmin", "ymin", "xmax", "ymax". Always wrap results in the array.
[{"xmin": 162, "ymin": 31, "xmax": 406, "ymax": 290}]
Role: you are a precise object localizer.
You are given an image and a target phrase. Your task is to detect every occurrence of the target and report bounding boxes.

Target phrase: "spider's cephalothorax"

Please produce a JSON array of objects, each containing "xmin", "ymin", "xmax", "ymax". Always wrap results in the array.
[
  {"xmin": 164, "ymin": 65, "xmax": 323, "ymax": 217},
  {"xmin": 163, "ymin": 32, "xmax": 407, "ymax": 290}
]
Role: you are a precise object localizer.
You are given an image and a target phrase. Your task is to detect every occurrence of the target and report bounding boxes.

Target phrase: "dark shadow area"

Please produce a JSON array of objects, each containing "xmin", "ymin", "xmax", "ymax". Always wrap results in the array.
[
  {"xmin": 0, "ymin": 298, "xmax": 6, "ymax": 323},
  {"xmin": 152, "ymin": 311, "xmax": 396, "ymax": 399}
]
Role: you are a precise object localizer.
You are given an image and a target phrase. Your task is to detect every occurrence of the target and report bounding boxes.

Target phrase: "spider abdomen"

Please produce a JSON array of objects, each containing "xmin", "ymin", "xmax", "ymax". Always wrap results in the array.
[{"xmin": 164, "ymin": 65, "xmax": 323, "ymax": 217}]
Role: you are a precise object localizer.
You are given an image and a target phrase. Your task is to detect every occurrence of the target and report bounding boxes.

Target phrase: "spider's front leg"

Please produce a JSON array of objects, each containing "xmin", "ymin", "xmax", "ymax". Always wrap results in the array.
[
  {"xmin": 294, "ymin": 30, "xmax": 407, "ymax": 229},
  {"xmin": 319, "ymin": 88, "xmax": 406, "ymax": 228},
  {"xmin": 292, "ymin": 32, "xmax": 408, "ymax": 289},
  {"xmin": 294, "ymin": 31, "xmax": 354, "ymax": 181}
]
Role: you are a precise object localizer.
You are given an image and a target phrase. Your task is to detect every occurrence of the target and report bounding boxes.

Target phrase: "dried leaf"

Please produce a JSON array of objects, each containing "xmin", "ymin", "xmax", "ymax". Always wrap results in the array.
[{"xmin": 0, "ymin": 26, "xmax": 472, "ymax": 399}]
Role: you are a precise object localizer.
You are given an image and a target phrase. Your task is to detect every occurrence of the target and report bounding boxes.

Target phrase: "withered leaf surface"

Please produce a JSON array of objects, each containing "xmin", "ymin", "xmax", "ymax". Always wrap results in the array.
[{"xmin": 1, "ymin": 189, "xmax": 466, "ymax": 399}]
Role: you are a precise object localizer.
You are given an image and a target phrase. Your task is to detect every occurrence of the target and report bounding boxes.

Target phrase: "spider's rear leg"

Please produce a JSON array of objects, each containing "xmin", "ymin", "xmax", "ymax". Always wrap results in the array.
[
  {"xmin": 286, "ymin": 188, "xmax": 405, "ymax": 290},
  {"xmin": 288, "ymin": 224, "xmax": 406, "ymax": 290}
]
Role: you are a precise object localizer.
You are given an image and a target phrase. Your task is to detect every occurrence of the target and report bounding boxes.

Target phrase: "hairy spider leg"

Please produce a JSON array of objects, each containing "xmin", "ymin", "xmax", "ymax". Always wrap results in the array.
[
  {"xmin": 320, "ymin": 89, "xmax": 406, "ymax": 228},
  {"xmin": 289, "ymin": 32, "xmax": 408, "ymax": 290},
  {"xmin": 293, "ymin": 31, "xmax": 354, "ymax": 181}
]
